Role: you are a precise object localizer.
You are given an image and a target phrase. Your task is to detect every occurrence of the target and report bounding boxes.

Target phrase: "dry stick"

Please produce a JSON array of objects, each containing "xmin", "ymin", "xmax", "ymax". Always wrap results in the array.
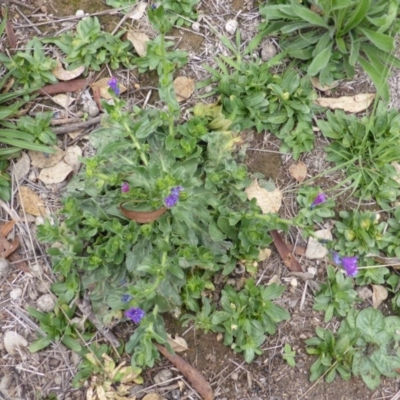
[
  {"xmin": 14, "ymin": 6, "xmax": 42, "ymax": 35},
  {"xmin": 52, "ymin": 115, "xmax": 102, "ymax": 135},
  {"xmin": 9, "ymin": 0, "xmax": 35, "ymax": 10}
]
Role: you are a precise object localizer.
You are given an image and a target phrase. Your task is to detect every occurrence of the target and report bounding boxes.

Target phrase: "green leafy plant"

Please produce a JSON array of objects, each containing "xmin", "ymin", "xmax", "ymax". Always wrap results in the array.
[
  {"xmin": 27, "ymin": 304, "xmax": 90, "ymax": 353},
  {"xmin": 258, "ymin": 0, "xmax": 400, "ymax": 100},
  {"xmin": 201, "ymin": 32, "xmax": 317, "ymax": 159},
  {"xmin": 313, "ymin": 265, "xmax": 360, "ymax": 322},
  {"xmin": 306, "ymin": 310, "xmax": 358, "ymax": 383},
  {"xmin": 283, "ymin": 343, "xmax": 296, "ymax": 367},
  {"xmin": 352, "ymin": 308, "xmax": 400, "ymax": 389},
  {"xmin": 43, "ymin": 17, "xmax": 134, "ymax": 71},
  {"xmin": 210, "ymin": 280, "xmax": 290, "ymax": 363},
  {"xmin": 317, "ymin": 103, "xmax": 400, "ymax": 208},
  {"xmin": 1, "ymin": 111, "xmax": 57, "ymax": 146},
  {"xmin": 295, "ymin": 186, "xmax": 335, "ymax": 226},
  {"xmin": 0, "ymin": 37, "xmax": 57, "ymax": 89},
  {"xmin": 387, "ymin": 207, "xmax": 400, "ymax": 258},
  {"xmin": 134, "ymin": 35, "xmax": 188, "ymax": 74}
]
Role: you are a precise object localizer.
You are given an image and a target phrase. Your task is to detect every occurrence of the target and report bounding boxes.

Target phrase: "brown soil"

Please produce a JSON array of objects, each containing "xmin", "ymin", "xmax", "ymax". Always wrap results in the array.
[{"xmin": 1, "ymin": 0, "xmax": 400, "ymax": 400}]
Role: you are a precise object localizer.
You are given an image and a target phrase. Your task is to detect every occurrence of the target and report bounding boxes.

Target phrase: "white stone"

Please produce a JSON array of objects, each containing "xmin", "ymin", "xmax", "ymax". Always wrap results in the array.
[
  {"xmin": 192, "ymin": 22, "xmax": 200, "ymax": 32},
  {"xmin": 0, "ymin": 258, "xmax": 10, "ymax": 278},
  {"xmin": 10, "ymin": 288, "xmax": 23, "ymax": 300},
  {"xmin": 4, "ymin": 331, "xmax": 28, "ymax": 355},
  {"xmin": 36, "ymin": 294, "xmax": 56, "ymax": 312},
  {"xmin": 225, "ymin": 19, "xmax": 238, "ymax": 35}
]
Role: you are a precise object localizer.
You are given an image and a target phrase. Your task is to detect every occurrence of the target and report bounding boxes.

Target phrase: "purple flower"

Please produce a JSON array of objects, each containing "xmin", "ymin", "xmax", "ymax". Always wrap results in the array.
[
  {"xmin": 311, "ymin": 193, "xmax": 327, "ymax": 208},
  {"xmin": 332, "ymin": 252, "xmax": 342, "ymax": 265},
  {"xmin": 164, "ymin": 186, "xmax": 184, "ymax": 208},
  {"xmin": 121, "ymin": 182, "xmax": 129, "ymax": 193},
  {"xmin": 125, "ymin": 307, "xmax": 145, "ymax": 324},
  {"xmin": 341, "ymin": 256, "xmax": 359, "ymax": 277},
  {"xmin": 121, "ymin": 294, "xmax": 133, "ymax": 303},
  {"xmin": 108, "ymin": 77, "xmax": 120, "ymax": 96}
]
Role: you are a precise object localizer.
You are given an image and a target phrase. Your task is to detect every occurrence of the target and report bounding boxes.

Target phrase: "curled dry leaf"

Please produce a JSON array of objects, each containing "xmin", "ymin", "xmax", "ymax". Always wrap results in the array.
[
  {"xmin": 29, "ymin": 147, "xmax": 65, "ymax": 168},
  {"xmin": 127, "ymin": 1, "xmax": 147, "ymax": 20},
  {"xmin": 64, "ymin": 145, "xmax": 82, "ymax": 172},
  {"xmin": 316, "ymin": 93, "xmax": 375, "ymax": 113},
  {"xmin": 258, "ymin": 248, "xmax": 272, "ymax": 261},
  {"xmin": 90, "ymin": 78, "xmax": 127, "ymax": 100},
  {"xmin": 127, "ymin": 31, "xmax": 150, "ymax": 57},
  {"xmin": 52, "ymin": 61, "xmax": 85, "ymax": 81},
  {"xmin": 288, "ymin": 161, "xmax": 307, "ymax": 183},
  {"xmin": 174, "ymin": 77, "xmax": 195, "ymax": 102},
  {"xmin": 167, "ymin": 334, "xmax": 188, "ymax": 353},
  {"xmin": 245, "ymin": 180, "xmax": 282, "ymax": 214},
  {"xmin": 372, "ymin": 285, "xmax": 388, "ymax": 309},
  {"xmin": 38, "ymin": 161, "xmax": 73, "ymax": 185},
  {"xmin": 12, "ymin": 153, "xmax": 30, "ymax": 181},
  {"xmin": 18, "ymin": 186, "xmax": 47, "ymax": 217},
  {"xmin": 305, "ymin": 229, "xmax": 332, "ymax": 260},
  {"xmin": 4, "ymin": 331, "xmax": 28, "ymax": 355},
  {"xmin": 310, "ymin": 77, "xmax": 339, "ymax": 91},
  {"xmin": 51, "ymin": 94, "xmax": 75, "ymax": 108}
]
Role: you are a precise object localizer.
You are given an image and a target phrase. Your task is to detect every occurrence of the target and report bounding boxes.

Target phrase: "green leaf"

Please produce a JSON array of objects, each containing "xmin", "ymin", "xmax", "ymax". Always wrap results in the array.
[
  {"xmin": 307, "ymin": 44, "xmax": 332, "ymax": 77},
  {"xmin": 62, "ymin": 335, "xmax": 82, "ymax": 353},
  {"xmin": 29, "ymin": 337, "xmax": 52, "ymax": 352},
  {"xmin": 342, "ymin": 0, "xmax": 371, "ymax": 34},
  {"xmin": 358, "ymin": 56, "xmax": 389, "ymax": 102},
  {"xmin": 356, "ymin": 308, "xmax": 385, "ymax": 338},
  {"xmin": 290, "ymin": 0, "xmax": 329, "ymax": 28},
  {"xmin": 358, "ymin": 27, "xmax": 394, "ymax": 53},
  {"xmin": 262, "ymin": 283, "xmax": 285, "ymax": 301}
]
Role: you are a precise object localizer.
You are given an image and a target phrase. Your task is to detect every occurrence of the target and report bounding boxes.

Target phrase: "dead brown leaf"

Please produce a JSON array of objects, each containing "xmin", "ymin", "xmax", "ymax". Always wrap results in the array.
[
  {"xmin": 288, "ymin": 162, "xmax": 307, "ymax": 183},
  {"xmin": 38, "ymin": 161, "xmax": 73, "ymax": 185},
  {"xmin": 156, "ymin": 344, "xmax": 213, "ymax": 400},
  {"xmin": 0, "ymin": 221, "xmax": 16, "ymax": 237},
  {"xmin": 370, "ymin": 254, "xmax": 400, "ymax": 269},
  {"xmin": 167, "ymin": 334, "xmax": 188, "ymax": 353},
  {"xmin": 12, "ymin": 153, "xmax": 30, "ymax": 181},
  {"xmin": 245, "ymin": 180, "xmax": 282, "ymax": 214},
  {"xmin": 174, "ymin": 77, "xmax": 195, "ymax": 102},
  {"xmin": 316, "ymin": 93, "xmax": 375, "ymax": 113},
  {"xmin": 90, "ymin": 78, "xmax": 127, "ymax": 100},
  {"xmin": 51, "ymin": 94, "xmax": 75, "ymax": 108},
  {"xmin": 0, "ymin": 234, "xmax": 19, "ymax": 258},
  {"xmin": 127, "ymin": 31, "xmax": 150, "ymax": 57},
  {"xmin": 372, "ymin": 285, "xmax": 388, "ymax": 309},
  {"xmin": 6, "ymin": 20, "xmax": 17, "ymax": 50},
  {"xmin": 127, "ymin": 2, "xmax": 147, "ymax": 20},
  {"xmin": 310, "ymin": 77, "xmax": 339, "ymax": 91},
  {"xmin": 270, "ymin": 230, "xmax": 302, "ymax": 272},
  {"xmin": 52, "ymin": 61, "xmax": 85, "ymax": 81},
  {"xmin": 258, "ymin": 248, "xmax": 272, "ymax": 261},
  {"xmin": 29, "ymin": 147, "xmax": 65, "ymax": 168},
  {"xmin": 18, "ymin": 186, "xmax": 46, "ymax": 216},
  {"xmin": 64, "ymin": 145, "xmax": 82, "ymax": 173}
]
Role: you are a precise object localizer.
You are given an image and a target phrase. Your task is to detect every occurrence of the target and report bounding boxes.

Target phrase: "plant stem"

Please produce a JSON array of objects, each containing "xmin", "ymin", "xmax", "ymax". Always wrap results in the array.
[{"xmin": 123, "ymin": 121, "xmax": 148, "ymax": 166}]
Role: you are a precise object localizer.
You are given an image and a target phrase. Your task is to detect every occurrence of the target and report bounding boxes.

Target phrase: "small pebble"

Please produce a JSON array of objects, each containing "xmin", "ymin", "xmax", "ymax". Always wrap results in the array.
[
  {"xmin": 0, "ymin": 258, "xmax": 11, "ymax": 278},
  {"xmin": 290, "ymin": 278, "xmax": 298, "ymax": 288},
  {"xmin": 170, "ymin": 389, "xmax": 181, "ymax": 399},
  {"xmin": 231, "ymin": 372, "xmax": 238, "ymax": 381},
  {"xmin": 10, "ymin": 288, "xmax": 23, "ymax": 300},
  {"xmin": 192, "ymin": 22, "xmax": 200, "ymax": 32},
  {"xmin": 37, "ymin": 294, "xmax": 56, "ymax": 312},
  {"xmin": 153, "ymin": 369, "xmax": 173, "ymax": 386},
  {"xmin": 225, "ymin": 19, "xmax": 238, "ymax": 35},
  {"xmin": 75, "ymin": 10, "xmax": 85, "ymax": 17},
  {"xmin": 260, "ymin": 41, "xmax": 277, "ymax": 61}
]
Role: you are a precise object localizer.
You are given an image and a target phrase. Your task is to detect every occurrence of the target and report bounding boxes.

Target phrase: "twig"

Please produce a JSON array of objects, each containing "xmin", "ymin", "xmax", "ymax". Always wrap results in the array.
[
  {"xmin": 53, "ymin": 115, "xmax": 102, "ymax": 135},
  {"xmin": 9, "ymin": 0, "xmax": 35, "ymax": 10},
  {"xmin": 50, "ymin": 117, "xmax": 85, "ymax": 126},
  {"xmin": 15, "ymin": 7, "xmax": 42, "ymax": 35}
]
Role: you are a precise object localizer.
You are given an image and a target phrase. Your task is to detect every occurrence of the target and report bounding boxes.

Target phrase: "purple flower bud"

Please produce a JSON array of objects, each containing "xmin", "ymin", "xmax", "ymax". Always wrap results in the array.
[
  {"xmin": 341, "ymin": 256, "xmax": 359, "ymax": 277},
  {"xmin": 121, "ymin": 294, "xmax": 133, "ymax": 303},
  {"xmin": 124, "ymin": 307, "xmax": 145, "ymax": 324},
  {"xmin": 108, "ymin": 77, "xmax": 120, "ymax": 96},
  {"xmin": 311, "ymin": 193, "xmax": 327, "ymax": 208},
  {"xmin": 332, "ymin": 252, "xmax": 342, "ymax": 265},
  {"xmin": 164, "ymin": 193, "xmax": 179, "ymax": 208},
  {"xmin": 121, "ymin": 182, "xmax": 129, "ymax": 193},
  {"xmin": 164, "ymin": 186, "xmax": 184, "ymax": 208}
]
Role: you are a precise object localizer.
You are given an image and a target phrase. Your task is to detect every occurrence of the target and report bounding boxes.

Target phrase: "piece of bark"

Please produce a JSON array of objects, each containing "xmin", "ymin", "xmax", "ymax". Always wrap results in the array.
[
  {"xmin": 270, "ymin": 230, "xmax": 302, "ymax": 272},
  {"xmin": 156, "ymin": 344, "xmax": 213, "ymax": 400},
  {"xmin": 38, "ymin": 79, "xmax": 91, "ymax": 95}
]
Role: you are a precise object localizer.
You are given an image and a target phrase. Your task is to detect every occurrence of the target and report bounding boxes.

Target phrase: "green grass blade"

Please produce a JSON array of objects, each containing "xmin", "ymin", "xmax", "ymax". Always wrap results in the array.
[
  {"xmin": 290, "ymin": 0, "xmax": 329, "ymax": 28},
  {"xmin": 357, "ymin": 27, "xmax": 394, "ymax": 53},
  {"xmin": 307, "ymin": 44, "xmax": 332, "ymax": 76},
  {"xmin": 358, "ymin": 56, "xmax": 389, "ymax": 102},
  {"xmin": 342, "ymin": 0, "xmax": 371, "ymax": 34}
]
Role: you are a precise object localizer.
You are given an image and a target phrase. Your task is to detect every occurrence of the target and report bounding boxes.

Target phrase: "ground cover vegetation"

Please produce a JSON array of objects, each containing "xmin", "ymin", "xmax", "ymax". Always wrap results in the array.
[{"xmin": 2, "ymin": 0, "xmax": 400, "ymax": 397}]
